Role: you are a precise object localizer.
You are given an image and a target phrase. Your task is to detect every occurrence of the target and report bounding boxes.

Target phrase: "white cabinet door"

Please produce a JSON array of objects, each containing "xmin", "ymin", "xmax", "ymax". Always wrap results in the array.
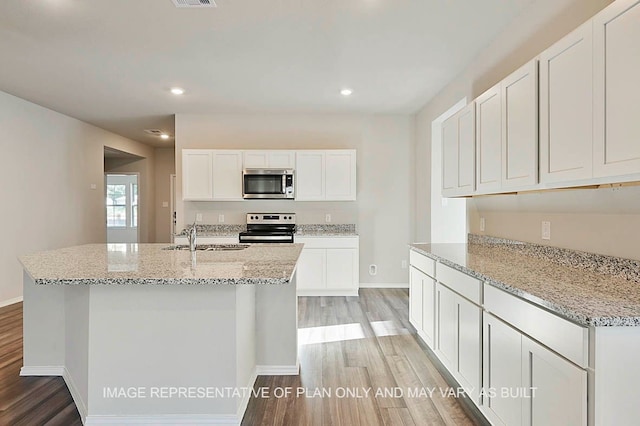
[
  {"xmin": 476, "ymin": 84, "xmax": 502, "ymax": 193},
  {"xmin": 296, "ymin": 249, "xmax": 326, "ymax": 290},
  {"xmin": 594, "ymin": 0, "xmax": 640, "ymax": 178},
  {"xmin": 436, "ymin": 284, "xmax": 457, "ymax": 371},
  {"xmin": 442, "ymin": 113, "xmax": 459, "ymax": 197},
  {"xmin": 182, "ymin": 150, "xmax": 213, "ymax": 201},
  {"xmin": 458, "ymin": 103, "xmax": 476, "ymax": 195},
  {"xmin": 269, "ymin": 151, "xmax": 295, "ymax": 169},
  {"xmin": 521, "ymin": 336, "xmax": 587, "ymax": 426},
  {"xmin": 243, "ymin": 151, "xmax": 269, "ymax": 168},
  {"xmin": 456, "ymin": 296, "xmax": 482, "ymax": 407},
  {"xmin": 243, "ymin": 151, "xmax": 295, "ymax": 169},
  {"xmin": 295, "ymin": 151, "xmax": 325, "ymax": 201},
  {"xmin": 212, "ymin": 150, "xmax": 243, "ymax": 200},
  {"xmin": 502, "ymin": 59, "xmax": 539, "ymax": 189},
  {"xmin": 325, "ymin": 150, "xmax": 356, "ymax": 201},
  {"xmin": 540, "ymin": 22, "xmax": 593, "ymax": 184},
  {"xmin": 409, "ymin": 267, "xmax": 424, "ymax": 331},
  {"xmin": 421, "ymin": 275, "xmax": 436, "ymax": 349},
  {"xmin": 483, "ymin": 312, "xmax": 523, "ymax": 426},
  {"xmin": 326, "ymin": 248, "xmax": 357, "ymax": 290}
]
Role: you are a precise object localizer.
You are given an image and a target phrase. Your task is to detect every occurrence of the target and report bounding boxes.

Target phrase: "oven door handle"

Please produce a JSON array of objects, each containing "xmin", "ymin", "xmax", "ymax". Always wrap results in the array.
[{"xmin": 239, "ymin": 235, "xmax": 293, "ymax": 242}]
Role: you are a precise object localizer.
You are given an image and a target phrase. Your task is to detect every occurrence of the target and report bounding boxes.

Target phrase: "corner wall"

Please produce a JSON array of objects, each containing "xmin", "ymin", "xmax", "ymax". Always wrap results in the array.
[
  {"xmin": 0, "ymin": 90, "xmax": 154, "ymax": 305},
  {"xmin": 413, "ymin": 0, "xmax": 631, "ymax": 259},
  {"xmin": 175, "ymin": 113, "xmax": 414, "ymax": 285}
]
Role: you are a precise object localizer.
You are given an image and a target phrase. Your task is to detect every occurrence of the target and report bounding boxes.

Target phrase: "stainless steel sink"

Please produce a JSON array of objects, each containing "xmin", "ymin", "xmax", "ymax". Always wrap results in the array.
[{"xmin": 163, "ymin": 244, "xmax": 250, "ymax": 251}]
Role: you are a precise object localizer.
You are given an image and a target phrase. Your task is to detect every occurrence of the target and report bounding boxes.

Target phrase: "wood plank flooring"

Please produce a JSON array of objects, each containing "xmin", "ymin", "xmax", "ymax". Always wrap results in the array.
[
  {"xmin": 242, "ymin": 289, "xmax": 483, "ymax": 426},
  {"xmin": 1, "ymin": 289, "xmax": 482, "ymax": 425},
  {"xmin": 0, "ymin": 302, "xmax": 82, "ymax": 425}
]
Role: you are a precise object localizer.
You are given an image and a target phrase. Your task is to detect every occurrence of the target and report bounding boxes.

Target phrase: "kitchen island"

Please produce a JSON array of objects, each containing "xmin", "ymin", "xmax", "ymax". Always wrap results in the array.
[{"xmin": 19, "ymin": 243, "xmax": 303, "ymax": 426}]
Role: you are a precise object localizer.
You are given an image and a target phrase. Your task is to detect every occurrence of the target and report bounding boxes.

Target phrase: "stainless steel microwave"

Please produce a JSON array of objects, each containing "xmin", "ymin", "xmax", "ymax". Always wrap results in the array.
[{"xmin": 242, "ymin": 169, "xmax": 295, "ymax": 199}]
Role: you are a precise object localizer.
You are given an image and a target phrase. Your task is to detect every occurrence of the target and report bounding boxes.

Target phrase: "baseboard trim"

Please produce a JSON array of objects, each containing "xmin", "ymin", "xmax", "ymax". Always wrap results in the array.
[
  {"xmin": 297, "ymin": 290, "xmax": 358, "ymax": 297},
  {"xmin": 20, "ymin": 365, "xmax": 65, "ymax": 376},
  {"xmin": 85, "ymin": 414, "xmax": 240, "ymax": 425},
  {"xmin": 63, "ymin": 367, "xmax": 89, "ymax": 424},
  {"xmin": 0, "ymin": 296, "xmax": 23, "ymax": 309},
  {"xmin": 255, "ymin": 363, "xmax": 300, "ymax": 376},
  {"xmin": 236, "ymin": 367, "xmax": 258, "ymax": 421},
  {"xmin": 359, "ymin": 282, "xmax": 409, "ymax": 289}
]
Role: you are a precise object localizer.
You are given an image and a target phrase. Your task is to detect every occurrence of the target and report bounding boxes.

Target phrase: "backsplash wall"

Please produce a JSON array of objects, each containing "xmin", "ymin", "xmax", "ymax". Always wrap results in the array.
[{"xmin": 468, "ymin": 186, "xmax": 640, "ymax": 261}]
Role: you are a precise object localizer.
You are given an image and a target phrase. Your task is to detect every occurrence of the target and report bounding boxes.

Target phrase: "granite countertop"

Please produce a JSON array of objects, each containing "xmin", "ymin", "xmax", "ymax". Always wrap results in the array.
[
  {"xmin": 20, "ymin": 243, "xmax": 304, "ymax": 286},
  {"xmin": 410, "ymin": 239, "xmax": 640, "ymax": 327}
]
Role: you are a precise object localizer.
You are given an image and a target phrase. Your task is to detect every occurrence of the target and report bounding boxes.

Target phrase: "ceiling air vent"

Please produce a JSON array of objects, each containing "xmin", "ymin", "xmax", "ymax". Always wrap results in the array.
[
  {"xmin": 144, "ymin": 129, "xmax": 164, "ymax": 135},
  {"xmin": 171, "ymin": 0, "xmax": 217, "ymax": 7}
]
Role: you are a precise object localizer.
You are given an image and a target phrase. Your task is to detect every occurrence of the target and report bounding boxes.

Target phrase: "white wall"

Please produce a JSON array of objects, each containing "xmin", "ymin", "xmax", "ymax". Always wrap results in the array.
[
  {"xmin": 414, "ymin": 0, "xmax": 621, "ymax": 253},
  {"xmin": 0, "ymin": 90, "xmax": 154, "ymax": 305},
  {"xmin": 175, "ymin": 113, "xmax": 414, "ymax": 285},
  {"xmin": 154, "ymin": 148, "xmax": 176, "ymax": 243}
]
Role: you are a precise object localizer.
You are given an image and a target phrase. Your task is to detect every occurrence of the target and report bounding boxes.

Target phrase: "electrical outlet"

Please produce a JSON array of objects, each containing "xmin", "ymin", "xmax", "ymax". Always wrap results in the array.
[
  {"xmin": 218, "ymin": 214, "xmax": 225, "ymax": 223},
  {"xmin": 480, "ymin": 217, "xmax": 486, "ymax": 232},
  {"xmin": 195, "ymin": 213, "xmax": 203, "ymax": 222},
  {"xmin": 325, "ymin": 214, "xmax": 332, "ymax": 223},
  {"xmin": 541, "ymin": 221, "xmax": 551, "ymax": 240},
  {"xmin": 401, "ymin": 260, "xmax": 407, "ymax": 269},
  {"xmin": 90, "ymin": 183, "xmax": 97, "ymax": 190},
  {"xmin": 369, "ymin": 264, "xmax": 377, "ymax": 276}
]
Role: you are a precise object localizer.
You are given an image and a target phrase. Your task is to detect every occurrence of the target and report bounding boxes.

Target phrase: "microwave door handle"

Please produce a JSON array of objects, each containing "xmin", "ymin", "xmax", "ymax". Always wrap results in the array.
[{"xmin": 282, "ymin": 175, "xmax": 286, "ymax": 194}]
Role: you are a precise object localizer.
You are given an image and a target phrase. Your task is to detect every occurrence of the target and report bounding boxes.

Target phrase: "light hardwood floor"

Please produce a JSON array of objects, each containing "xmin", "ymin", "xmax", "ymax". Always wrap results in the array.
[
  {"xmin": 1, "ymin": 289, "xmax": 482, "ymax": 425},
  {"xmin": 242, "ymin": 289, "xmax": 482, "ymax": 425}
]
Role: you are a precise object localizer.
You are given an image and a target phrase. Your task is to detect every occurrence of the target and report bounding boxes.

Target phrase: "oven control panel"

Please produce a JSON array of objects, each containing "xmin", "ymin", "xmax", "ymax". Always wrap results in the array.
[{"xmin": 246, "ymin": 213, "xmax": 296, "ymax": 225}]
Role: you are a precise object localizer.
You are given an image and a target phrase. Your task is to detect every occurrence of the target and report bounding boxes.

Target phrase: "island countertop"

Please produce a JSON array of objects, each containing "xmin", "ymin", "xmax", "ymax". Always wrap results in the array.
[
  {"xmin": 20, "ymin": 243, "xmax": 304, "ymax": 285},
  {"xmin": 410, "ymin": 241, "xmax": 640, "ymax": 327}
]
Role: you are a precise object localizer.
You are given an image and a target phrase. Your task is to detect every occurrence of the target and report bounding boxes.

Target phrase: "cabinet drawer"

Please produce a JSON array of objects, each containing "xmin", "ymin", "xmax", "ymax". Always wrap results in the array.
[
  {"xmin": 295, "ymin": 236, "xmax": 358, "ymax": 249},
  {"xmin": 484, "ymin": 284, "xmax": 588, "ymax": 368},
  {"xmin": 436, "ymin": 263, "xmax": 481, "ymax": 304},
  {"xmin": 409, "ymin": 251, "xmax": 435, "ymax": 278}
]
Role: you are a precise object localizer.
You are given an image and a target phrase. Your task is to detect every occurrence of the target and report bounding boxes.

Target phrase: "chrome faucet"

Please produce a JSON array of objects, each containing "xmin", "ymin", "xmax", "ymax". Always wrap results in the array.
[{"xmin": 187, "ymin": 221, "xmax": 197, "ymax": 252}]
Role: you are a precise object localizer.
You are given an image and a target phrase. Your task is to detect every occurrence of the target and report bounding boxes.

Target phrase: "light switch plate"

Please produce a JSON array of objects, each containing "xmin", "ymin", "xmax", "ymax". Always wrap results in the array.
[
  {"xmin": 325, "ymin": 214, "xmax": 331, "ymax": 223},
  {"xmin": 162, "ymin": 201, "xmax": 169, "ymax": 208},
  {"xmin": 542, "ymin": 221, "xmax": 551, "ymax": 240}
]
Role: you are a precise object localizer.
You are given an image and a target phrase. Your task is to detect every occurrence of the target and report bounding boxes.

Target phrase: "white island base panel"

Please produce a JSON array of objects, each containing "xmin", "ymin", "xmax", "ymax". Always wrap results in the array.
[{"xmin": 20, "ymin": 272, "xmax": 298, "ymax": 426}]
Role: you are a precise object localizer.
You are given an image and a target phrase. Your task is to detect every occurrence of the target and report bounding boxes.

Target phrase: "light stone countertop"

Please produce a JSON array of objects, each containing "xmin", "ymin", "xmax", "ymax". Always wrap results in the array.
[
  {"xmin": 176, "ymin": 224, "xmax": 358, "ymax": 238},
  {"xmin": 410, "ymin": 242, "xmax": 640, "ymax": 327},
  {"xmin": 20, "ymin": 243, "xmax": 304, "ymax": 286}
]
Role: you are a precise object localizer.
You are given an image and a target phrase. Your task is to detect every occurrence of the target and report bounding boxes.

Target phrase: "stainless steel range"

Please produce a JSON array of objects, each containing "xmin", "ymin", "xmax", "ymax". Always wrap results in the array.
[{"xmin": 238, "ymin": 213, "xmax": 296, "ymax": 243}]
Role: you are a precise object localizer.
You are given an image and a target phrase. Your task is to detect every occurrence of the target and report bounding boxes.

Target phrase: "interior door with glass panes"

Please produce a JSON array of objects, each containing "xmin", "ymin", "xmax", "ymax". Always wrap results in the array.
[{"xmin": 106, "ymin": 174, "xmax": 139, "ymax": 243}]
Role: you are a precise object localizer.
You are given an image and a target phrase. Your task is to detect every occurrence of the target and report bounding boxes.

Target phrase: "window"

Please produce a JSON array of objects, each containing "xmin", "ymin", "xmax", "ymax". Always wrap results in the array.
[
  {"xmin": 106, "ymin": 184, "xmax": 127, "ymax": 227},
  {"xmin": 106, "ymin": 177, "xmax": 138, "ymax": 229}
]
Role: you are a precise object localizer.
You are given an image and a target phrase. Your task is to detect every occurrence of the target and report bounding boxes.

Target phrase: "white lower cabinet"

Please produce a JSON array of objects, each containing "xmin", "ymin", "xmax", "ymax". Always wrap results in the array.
[
  {"xmin": 435, "ymin": 283, "xmax": 482, "ymax": 407},
  {"xmin": 409, "ymin": 267, "xmax": 424, "ymax": 331},
  {"xmin": 295, "ymin": 236, "xmax": 359, "ymax": 296},
  {"xmin": 409, "ymin": 249, "xmax": 588, "ymax": 425},
  {"xmin": 483, "ymin": 312, "xmax": 587, "ymax": 426}
]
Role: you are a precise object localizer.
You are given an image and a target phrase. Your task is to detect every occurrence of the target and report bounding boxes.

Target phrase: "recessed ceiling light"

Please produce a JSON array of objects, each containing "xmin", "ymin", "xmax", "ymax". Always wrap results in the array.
[
  {"xmin": 341, "ymin": 88, "xmax": 353, "ymax": 96},
  {"xmin": 170, "ymin": 87, "xmax": 185, "ymax": 95},
  {"xmin": 160, "ymin": 134, "xmax": 170, "ymax": 140}
]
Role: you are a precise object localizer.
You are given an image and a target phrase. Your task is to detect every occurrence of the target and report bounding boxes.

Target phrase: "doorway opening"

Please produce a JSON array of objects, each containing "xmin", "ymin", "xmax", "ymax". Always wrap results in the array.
[
  {"xmin": 105, "ymin": 174, "xmax": 140, "ymax": 244},
  {"xmin": 431, "ymin": 98, "xmax": 468, "ymax": 243}
]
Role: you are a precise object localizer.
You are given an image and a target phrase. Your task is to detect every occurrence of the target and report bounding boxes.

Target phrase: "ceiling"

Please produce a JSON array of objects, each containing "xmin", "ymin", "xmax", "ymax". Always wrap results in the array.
[{"xmin": 0, "ymin": 0, "xmax": 532, "ymax": 147}]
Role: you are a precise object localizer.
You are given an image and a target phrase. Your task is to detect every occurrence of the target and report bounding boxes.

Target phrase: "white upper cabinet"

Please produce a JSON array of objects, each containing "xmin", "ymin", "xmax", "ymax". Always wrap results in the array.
[
  {"xmin": 295, "ymin": 151, "xmax": 325, "ymax": 201},
  {"xmin": 212, "ymin": 150, "xmax": 243, "ymax": 200},
  {"xmin": 182, "ymin": 150, "xmax": 213, "ymax": 201},
  {"xmin": 442, "ymin": 103, "xmax": 475, "ymax": 197},
  {"xmin": 594, "ymin": 0, "xmax": 640, "ymax": 178},
  {"xmin": 540, "ymin": 21, "xmax": 594, "ymax": 184},
  {"xmin": 501, "ymin": 59, "xmax": 539, "ymax": 189},
  {"xmin": 182, "ymin": 149, "xmax": 243, "ymax": 201},
  {"xmin": 325, "ymin": 150, "xmax": 357, "ymax": 200},
  {"xmin": 476, "ymin": 84, "xmax": 502, "ymax": 194},
  {"xmin": 296, "ymin": 150, "xmax": 356, "ymax": 201},
  {"xmin": 243, "ymin": 151, "xmax": 295, "ymax": 169}
]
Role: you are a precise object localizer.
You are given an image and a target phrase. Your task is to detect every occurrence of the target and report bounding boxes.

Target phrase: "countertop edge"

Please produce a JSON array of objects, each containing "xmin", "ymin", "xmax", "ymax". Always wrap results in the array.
[
  {"xmin": 33, "ymin": 277, "xmax": 291, "ymax": 286},
  {"xmin": 409, "ymin": 245, "xmax": 638, "ymax": 328}
]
